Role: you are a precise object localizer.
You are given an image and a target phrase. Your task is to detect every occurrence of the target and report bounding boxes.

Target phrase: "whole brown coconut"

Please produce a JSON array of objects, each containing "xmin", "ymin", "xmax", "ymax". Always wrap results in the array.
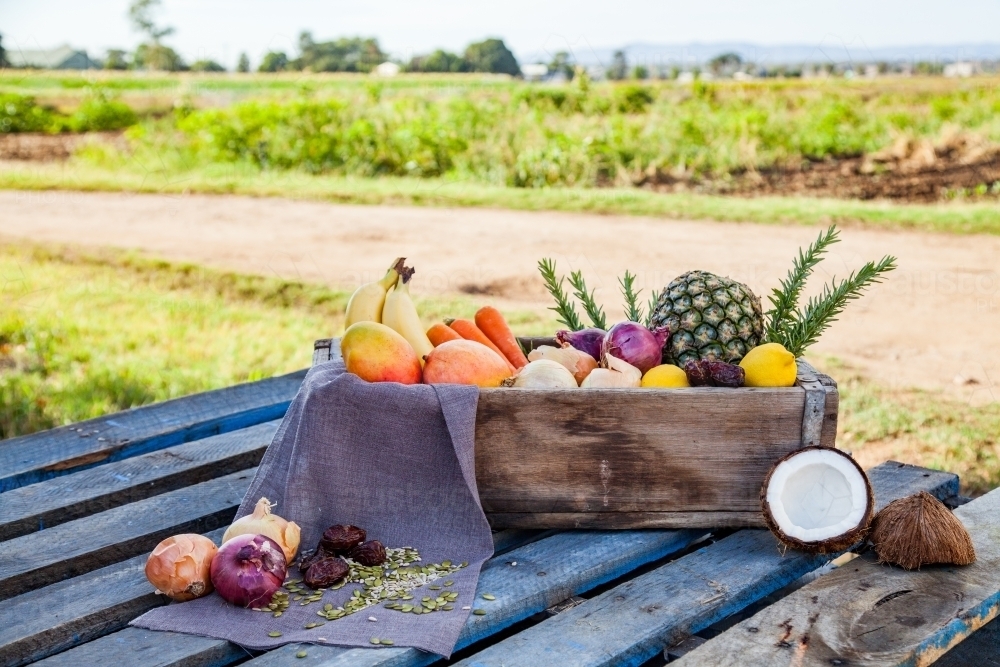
[
  {"xmin": 760, "ymin": 446, "xmax": 875, "ymax": 555},
  {"xmin": 869, "ymin": 491, "xmax": 976, "ymax": 570}
]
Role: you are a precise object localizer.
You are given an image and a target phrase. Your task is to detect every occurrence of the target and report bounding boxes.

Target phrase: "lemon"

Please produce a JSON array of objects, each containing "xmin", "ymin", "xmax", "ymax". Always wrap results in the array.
[
  {"xmin": 641, "ymin": 364, "xmax": 690, "ymax": 388},
  {"xmin": 739, "ymin": 343, "xmax": 797, "ymax": 387}
]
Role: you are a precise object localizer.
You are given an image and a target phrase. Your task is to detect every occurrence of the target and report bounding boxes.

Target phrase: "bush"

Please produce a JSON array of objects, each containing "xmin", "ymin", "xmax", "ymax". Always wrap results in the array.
[
  {"xmin": 69, "ymin": 94, "xmax": 138, "ymax": 132},
  {"xmin": 0, "ymin": 94, "xmax": 56, "ymax": 133}
]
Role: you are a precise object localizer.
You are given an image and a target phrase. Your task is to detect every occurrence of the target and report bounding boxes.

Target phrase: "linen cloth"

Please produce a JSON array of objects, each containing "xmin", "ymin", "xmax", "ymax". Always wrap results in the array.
[{"xmin": 132, "ymin": 359, "xmax": 494, "ymax": 658}]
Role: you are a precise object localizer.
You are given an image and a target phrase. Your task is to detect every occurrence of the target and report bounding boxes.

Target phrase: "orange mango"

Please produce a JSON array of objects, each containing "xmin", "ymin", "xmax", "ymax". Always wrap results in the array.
[
  {"xmin": 341, "ymin": 322, "xmax": 422, "ymax": 385},
  {"xmin": 422, "ymin": 340, "xmax": 512, "ymax": 388}
]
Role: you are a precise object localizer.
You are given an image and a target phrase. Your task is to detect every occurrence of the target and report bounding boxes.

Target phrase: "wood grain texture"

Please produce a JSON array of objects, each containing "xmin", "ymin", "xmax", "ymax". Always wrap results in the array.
[
  {"xmin": 0, "ymin": 528, "xmax": 227, "ymax": 667},
  {"xmin": 449, "ymin": 462, "xmax": 959, "ymax": 667},
  {"xmin": 5, "ymin": 528, "xmax": 548, "ymax": 666},
  {"xmin": 0, "ymin": 422, "xmax": 277, "ymax": 541},
  {"xmin": 0, "ymin": 371, "xmax": 303, "ymax": 492},
  {"xmin": 0, "ymin": 470, "xmax": 253, "ymax": 601},
  {"xmin": 486, "ymin": 511, "xmax": 764, "ymax": 530},
  {"xmin": 29, "ymin": 628, "xmax": 249, "ymax": 667},
  {"xmin": 673, "ymin": 485, "xmax": 1000, "ymax": 667}
]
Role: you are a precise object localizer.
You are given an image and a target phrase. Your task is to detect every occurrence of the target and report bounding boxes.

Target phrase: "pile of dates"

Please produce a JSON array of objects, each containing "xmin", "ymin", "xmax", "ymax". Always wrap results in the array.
[
  {"xmin": 683, "ymin": 359, "xmax": 745, "ymax": 388},
  {"xmin": 297, "ymin": 524, "xmax": 387, "ymax": 589}
]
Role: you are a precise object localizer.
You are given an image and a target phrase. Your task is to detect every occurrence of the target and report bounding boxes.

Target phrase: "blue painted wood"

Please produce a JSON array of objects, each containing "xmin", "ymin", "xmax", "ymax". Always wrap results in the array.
[
  {"xmin": 29, "ymin": 628, "xmax": 249, "ymax": 667},
  {"xmin": 0, "ymin": 370, "xmax": 304, "ymax": 493},
  {"xmin": 0, "ymin": 528, "xmax": 227, "ymax": 667},
  {"xmin": 0, "ymin": 469, "xmax": 254, "ymax": 600},
  {"xmin": 0, "ymin": 421, "xmax": 278, "ymax": 541},
  {"xmin": 672, "ymin": 486, "xmax": 1000, "ymax": 666},
  {"xmin": 448, "ymin": 464, "xmax": 960, "ymax": 667}
]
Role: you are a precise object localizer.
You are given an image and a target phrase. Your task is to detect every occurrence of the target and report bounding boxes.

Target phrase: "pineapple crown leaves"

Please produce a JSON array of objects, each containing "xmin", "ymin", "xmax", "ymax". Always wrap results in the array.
[
  {"xmin": 568, "ymin": 270, "xmax": 608, "ymax": 330},
  {"xmin": 537, "ymin": 258, "xmax": 584, "ymax": 331},
  {"xmin": 776, "ymin": 253, "xmax": 898, "ymax": 357},
  {"xmin": 618, "ymin": 270, "xmax": 643, "ymax": 323},
  {"xmin": 765, "ymin": 225, "xmax": 839, "ymax": 342}
]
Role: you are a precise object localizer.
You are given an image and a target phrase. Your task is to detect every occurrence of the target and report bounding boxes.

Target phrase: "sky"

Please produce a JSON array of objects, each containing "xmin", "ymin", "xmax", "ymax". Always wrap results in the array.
[{"xmin": 3, "ymin": 0, "xmax": 1000, "ymax": 70}]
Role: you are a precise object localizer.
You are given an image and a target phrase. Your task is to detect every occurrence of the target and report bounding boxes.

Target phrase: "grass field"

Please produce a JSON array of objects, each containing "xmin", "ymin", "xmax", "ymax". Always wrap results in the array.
[{"xmin": 1, "ymin": 240, "xmax": 996, "ymax": 494}]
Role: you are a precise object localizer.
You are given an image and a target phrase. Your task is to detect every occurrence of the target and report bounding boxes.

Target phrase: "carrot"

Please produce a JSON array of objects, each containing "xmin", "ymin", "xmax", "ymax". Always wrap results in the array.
[
  {"xmin": 475, "ymin": 306, "xmax": 529, "ymax": 369},
  {"xmin": 446, "ymin": 317, "xmax": 516, "ymax": 372},
  {"xmin": 427, "ymin": 322, "xmax": 462, "ymax": 347}
]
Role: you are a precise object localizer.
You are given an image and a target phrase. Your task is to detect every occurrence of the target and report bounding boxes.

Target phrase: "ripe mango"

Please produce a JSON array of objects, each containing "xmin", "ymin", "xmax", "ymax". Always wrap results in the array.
[
  {"xmin": 423, "ymin": 340, "xmax": 512, "ymax": 388},
  {"xmin": 341, "ymin": 322, "xmax": 422, "ymax": 385}
]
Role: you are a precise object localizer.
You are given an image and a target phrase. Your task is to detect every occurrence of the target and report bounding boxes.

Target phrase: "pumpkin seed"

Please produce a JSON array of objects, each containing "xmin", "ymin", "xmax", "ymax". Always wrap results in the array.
[
  {"xmin": 381, "ymin": 639, "xmax": 394, "ymax": 645},
  {"xmin": 304, "ymin": 622, "xmax": 317, "ymax": 629},
  {"xmin": 443, "ymin": 604, "xmax": 454, "ymax": 611},
  {"xmin": 429, "ymin": 585, "xmax": 442, "ymax": 591},
  {"xmin": 482, "ymin": 593, "xmax": 496, "ymax": 601},
  {"xmin": 401, "ymin": 604, "xmax": 413, "ymax": 612},
  {"xmin": 370, "ymin": 637, "xmax": 381, "ymax": 645},
  {"xmin": 444, "ymin": 581, "xmax": 454, "ymax": 586},
  {"xmin": 296, "ymin": 650, "xmax": 308, "ymax": 658},
  {"xmin": 268, "ymin": 631, "xmax": 282, "ymax": 637},
  {"xmin": 473, "ymin": 609, "xmax": 487, "ymax": 616},
  {"xmin": 401, "ymin": 595, "xmax": 413, "ymax": 600},
  {"xmin": 273, "ymin": 612, "xmax": 283, "ymax": 617},
  {"xmin": 461, "ymin": 562, "xmax": 469, "ymax": 567},
  {"xmin": 324, "ymin": 603, "xmax": 333, "ymax": 611}
]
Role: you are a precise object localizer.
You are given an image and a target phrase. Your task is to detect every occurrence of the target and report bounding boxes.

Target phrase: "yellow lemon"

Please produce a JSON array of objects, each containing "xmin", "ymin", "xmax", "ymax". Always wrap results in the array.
[
  {"xmin": 641, "ymin": 364, "xmax": 690, "ymax": 388},
  {"xmin": 739, "ymin": 343, "xmax": 797, "ymax": 387}
]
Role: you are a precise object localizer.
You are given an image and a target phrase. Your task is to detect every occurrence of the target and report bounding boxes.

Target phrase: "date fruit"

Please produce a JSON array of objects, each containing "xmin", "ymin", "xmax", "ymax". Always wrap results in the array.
[
  {"xmin": 303, "ymin": 556, "xmax": 349, "ymax": 588},
  {"xmin": 348, "ymin": 540, "xmax": 387, "ymax": 566},
  {"xmin": 319, "ymin": 525, "xmax": 366, "ymax": 554},
  {"xmin": 684, "ymin": 360, "xmax": 745, "ymax": 388}
]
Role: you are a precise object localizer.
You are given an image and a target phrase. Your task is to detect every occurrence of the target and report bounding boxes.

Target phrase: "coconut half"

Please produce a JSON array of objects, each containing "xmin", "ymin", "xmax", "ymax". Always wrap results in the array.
[
  {"xmin": 869, "ymin": 491, "xmax": 975, "ymax": 570},
  {"xmin": 761, "ymin": 446, "xmax": 875, "ymax": 554}
]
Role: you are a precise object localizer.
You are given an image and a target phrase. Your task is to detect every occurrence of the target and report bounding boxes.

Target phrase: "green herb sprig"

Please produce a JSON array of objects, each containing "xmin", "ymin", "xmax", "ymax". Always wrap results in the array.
[
  {"xmin": 618, "ymin": 271, "xmax": 643, "ymax": 323},
  {"xmin": 537, "ymin": 258, "xmax": 584, "ymax": 331},
  {"xmin": 568, "ymin": 270, "xmax": 607, "ymax": 330},
  {"xmin": 764, "ymin": 224, "xmax": 897, "ymax": 357}
]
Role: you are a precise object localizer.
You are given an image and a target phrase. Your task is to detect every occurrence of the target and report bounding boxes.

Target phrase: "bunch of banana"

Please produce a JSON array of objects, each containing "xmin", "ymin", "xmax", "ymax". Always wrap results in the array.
[{"xmin": 344, "ymin": 258, "xmax": 434, "ymax": 363}]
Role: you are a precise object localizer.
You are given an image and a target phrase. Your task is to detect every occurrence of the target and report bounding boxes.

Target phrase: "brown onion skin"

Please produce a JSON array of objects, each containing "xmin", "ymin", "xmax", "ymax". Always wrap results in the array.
[
  {"xmin": 145, "ymin": 534, "xmax": 218, "ymax": 601},
  {"xmin": 211, "ymin": 533, "xmax": 287, "ymax": 608}
]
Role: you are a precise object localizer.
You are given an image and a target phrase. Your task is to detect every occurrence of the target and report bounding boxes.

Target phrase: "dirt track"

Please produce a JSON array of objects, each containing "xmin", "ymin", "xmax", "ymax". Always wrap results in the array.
[{"xmin": 1, "ymin": 189, "xmax": 997, "ymax": 402}]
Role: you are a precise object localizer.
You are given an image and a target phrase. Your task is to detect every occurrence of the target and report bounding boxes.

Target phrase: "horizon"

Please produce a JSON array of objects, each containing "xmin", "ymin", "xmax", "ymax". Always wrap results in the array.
[{"xmin": 4, "ymin": 0, "xmax": 1000, "ymax": 70}]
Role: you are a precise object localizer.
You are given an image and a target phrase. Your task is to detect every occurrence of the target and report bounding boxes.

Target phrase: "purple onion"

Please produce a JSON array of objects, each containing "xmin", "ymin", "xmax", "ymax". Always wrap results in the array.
[
  {"xmin": 211, "ymin": 533, "xmax": 287, "ymax": 608},
  {"xmin": 556, "ymin": 327, "xmax": 606, "ymax": 361},
  {"xmin": 601, "ymin": 322, "xmax": 669, "ymax": 374}
]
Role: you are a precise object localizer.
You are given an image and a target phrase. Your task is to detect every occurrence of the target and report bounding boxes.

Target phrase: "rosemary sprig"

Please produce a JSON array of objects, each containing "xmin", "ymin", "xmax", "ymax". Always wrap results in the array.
[
  {"xmin": 779, "ymin": 255, "xmax": 897, "ymax": 357},
  {"xmin": 645, "ymin": 289, "xmax": 660, "ymax": 328},
  {"xmin": 569, "ymin": 270, "xmax": 608, "ymax": 330},
  {"xmin": 765, "ymin": 225, "xmax": 839, "ymax": 343},
  {"xmin": 618, "ymin": 271, "xmax": 643, "ymax": 323},
  {"xmin": 537, "ymin": 258, "xmax": 584, "ymax": 331}
]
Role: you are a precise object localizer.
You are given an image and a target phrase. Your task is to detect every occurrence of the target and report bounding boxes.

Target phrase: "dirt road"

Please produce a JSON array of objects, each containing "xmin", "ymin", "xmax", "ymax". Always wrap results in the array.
[{"xmin": 2, "ymin": 189, "xmax": 997, "ymax": 402}]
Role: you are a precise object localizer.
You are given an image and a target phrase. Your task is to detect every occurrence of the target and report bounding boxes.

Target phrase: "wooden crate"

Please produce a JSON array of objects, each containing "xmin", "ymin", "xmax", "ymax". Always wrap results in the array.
[{"xmin": 314, "ymin": 338, "xmax": 838, "ymax": 530}]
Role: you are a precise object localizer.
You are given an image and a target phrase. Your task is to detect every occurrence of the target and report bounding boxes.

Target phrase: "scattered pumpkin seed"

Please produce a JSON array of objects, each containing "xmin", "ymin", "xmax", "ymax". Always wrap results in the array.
[
  {"xmin": 370, "ymin": 637, "xmax": 381, "ymax": 645},
  {"xmin": 473, "ymin": 609, "xmax": 487, "ymax": 616},
  {"xmin": 443, "ymin": 604, "xmax": 454, "ymax": 611},
  {"xmin": 296, "ymin": 650, "xmax": 308, "ymax": 658},
  {"xmin": 429, "ymin": 585, "xmax": 442, "ymax": 590},
  {"xmin": 482, "ymin": 593, "xmax": 496, "ymax": 601},
  {"xmin": 444, "ymin": 580, "xmax": 454, "ymax": 586},
  {"xmin": 381, "ymin": 639, "xmax": 394, "ymax": 645},
  {"xmin": 268, "ymin": 631, "xmax": 283, "ymax": 637},
  {"xmin": 402, "ymin": 604, "xmax": 413, "ymax": 612}
]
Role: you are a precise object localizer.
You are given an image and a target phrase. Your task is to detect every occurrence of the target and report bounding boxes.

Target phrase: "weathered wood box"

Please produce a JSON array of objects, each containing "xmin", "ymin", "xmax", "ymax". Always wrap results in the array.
[{"xmin": 314, "ymin": 338, "xmax": 838, "ymax": 530}]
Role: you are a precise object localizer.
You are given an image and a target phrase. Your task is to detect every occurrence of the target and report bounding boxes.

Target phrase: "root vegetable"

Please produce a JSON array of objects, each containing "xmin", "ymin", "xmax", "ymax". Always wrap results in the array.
[
  {"xmin": 427, "ymin": 323, "xmax": 462, "ymax": 347},
  {"xmin": 475, "ymin": 306, "xmax": 529, "ymax": 369},
  {"xmin": 211, "ymin": 534, "xmax": 287, "ymax": 608},
  {"xmin": 145, "ymin": 534, "xmax": 218, "ymax": 601},
  {"xmin": 446, "ymin": 318, "xmax": 516, "ymax": 372},
  {"xmin": 222, "ymin": 497, "xmax": 300, "ymax": 562}
]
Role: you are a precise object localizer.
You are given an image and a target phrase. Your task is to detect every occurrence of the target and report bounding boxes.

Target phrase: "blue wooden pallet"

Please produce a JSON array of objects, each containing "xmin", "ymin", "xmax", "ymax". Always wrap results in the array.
[{"xmin": 0, "ymin": 370, "xmax": 994, "ymax": 667}]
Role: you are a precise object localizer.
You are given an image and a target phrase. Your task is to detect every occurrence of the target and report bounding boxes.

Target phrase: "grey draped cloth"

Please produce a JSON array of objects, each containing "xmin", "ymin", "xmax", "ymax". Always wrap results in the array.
[{"xmin": 131, "ymin": 360, "xmax": 494, "ymax": 658}]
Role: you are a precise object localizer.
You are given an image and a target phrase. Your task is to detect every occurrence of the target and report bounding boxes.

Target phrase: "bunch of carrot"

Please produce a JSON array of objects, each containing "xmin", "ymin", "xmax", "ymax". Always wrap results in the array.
[{"xmin": 426, "ymin": 306, "xmax": 528, "ymax": 372}]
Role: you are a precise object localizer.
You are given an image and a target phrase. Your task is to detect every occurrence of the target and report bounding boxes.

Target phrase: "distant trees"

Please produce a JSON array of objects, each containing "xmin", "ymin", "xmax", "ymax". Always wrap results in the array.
[
  {"xmin": 293, "ymin": 33, "xmax": 385, "ymax": 72},
  {"xmin": 104, "ymin": 49, "xmax": 129, "ymax": 70},
  {"xmin": 548, "ymin": 51, "xmax": 575, "ymax": 80},
  {"xmin": 191, "ymin": 59, "xmax": 226, "ymax": 72},
  {"xmin": 0, "ymin": 33, "xmax": 7, "ymax": 68},
  {"xmin": 463, "ymin": 38, "xmax": 520, "ymax": 75},
  {"xmin": 258, "ymin": 51, "xmax": 289, "ymax": 72},
  {"xmin": 408, "ymin": 49, "xmax": 470, "ymax": 73},
  {"xmin": 236, "ymin": 53, "xmax": 250, "ymax": 72},
  {"xmin": 607, "ymin": 50, "xmax": 628, "ymax": 80},
  {"xmin": 128, "ymin": 0, "xmax": 186, "ymax": 71},
  {"xmin": 709, "ymin": 52, "xmax": 743, "ymax": 76}
]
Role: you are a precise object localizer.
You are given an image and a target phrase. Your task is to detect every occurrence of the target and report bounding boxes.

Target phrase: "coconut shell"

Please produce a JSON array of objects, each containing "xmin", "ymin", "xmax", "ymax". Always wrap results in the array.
[
  {"xmin": 760, "ymin": 446, "xmax": 875, "ymax": 555},
  {"xmin": 869, "ymin": 491, "xmax": 976, "ymax": 570}
]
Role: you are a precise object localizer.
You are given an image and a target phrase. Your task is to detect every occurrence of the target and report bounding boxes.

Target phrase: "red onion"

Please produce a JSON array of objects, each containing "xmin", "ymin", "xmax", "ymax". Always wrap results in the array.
[
  {"xmin": 211, "ymin": 533, "xmax": 287, "ymax": 608},
  {"xmin": 602, "ymin": 322, "xmax": 669, "ymax": 374},
  {"xmin": 555, "ymin": 328, "xmax": 606, "ymax": 361}
]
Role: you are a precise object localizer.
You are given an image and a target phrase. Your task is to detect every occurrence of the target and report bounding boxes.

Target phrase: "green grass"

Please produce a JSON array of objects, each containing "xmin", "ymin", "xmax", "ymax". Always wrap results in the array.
[
  {"xmin": 3, "ymin": 160, "xmax": 1000, "ymax": 235},
  {"xmin": 0, "ymin": 241, "xmax": 548, "ymax": 439}
]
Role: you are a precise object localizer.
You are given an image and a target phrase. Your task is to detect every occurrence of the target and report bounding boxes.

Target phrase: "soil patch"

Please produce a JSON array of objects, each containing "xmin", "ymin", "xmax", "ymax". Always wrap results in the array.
[{"xmin": 0, "ymin": 132, "xmax": 124, "ymax": 161}]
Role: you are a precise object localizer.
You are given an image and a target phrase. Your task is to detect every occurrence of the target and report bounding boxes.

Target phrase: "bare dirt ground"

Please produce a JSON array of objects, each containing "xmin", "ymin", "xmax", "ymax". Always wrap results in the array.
[{"xmin": 1, "ymin": 189, "xmax": 997, "ymax": 403}]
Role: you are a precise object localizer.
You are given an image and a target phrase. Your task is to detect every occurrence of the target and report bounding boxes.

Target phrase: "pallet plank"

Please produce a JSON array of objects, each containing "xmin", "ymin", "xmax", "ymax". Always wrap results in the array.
[
  {"xmin": 672, "ymin": 485, "xmax": 1000, "ymax": 666},
  {"xmin": 29, "ymin": 628, "xmax": 249, "ymax": 667},
  {"xmin": 0, "ymin": 370, "xmax": 303, "ymax": 493},
  {"xmin": 0, "ymin": 470, "xmax": 253, "ymax": 600},
  {"xmin": 0, "ymin": 422, "xmax": 277, "ymax": 541},
  {"xmin": 0, "ymin": 529, "xmax": 543, "ymax": 666},
  {"xmin": 449, "ymin": 463, "xmax": 958, "ymax": 667},
  {"xmin": 0, "ymin": 528, "xmax": 226, "ymax": 667},
  {"xmin": 43, "ymin": 529, "xmax": 702, "ymax": 667}
]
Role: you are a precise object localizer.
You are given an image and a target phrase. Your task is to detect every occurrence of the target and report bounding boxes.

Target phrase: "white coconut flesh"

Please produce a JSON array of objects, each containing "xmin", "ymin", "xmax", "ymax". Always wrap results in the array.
[{"xmin": 766, "ymin": 449, "xmax": 869, "ymax": 543}]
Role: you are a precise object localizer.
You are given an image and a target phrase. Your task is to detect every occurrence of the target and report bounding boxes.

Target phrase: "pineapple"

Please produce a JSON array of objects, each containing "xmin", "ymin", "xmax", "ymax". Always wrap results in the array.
[{"xmin": 649, "ymin": 270, "xmax": 763, "ymax": 366}]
